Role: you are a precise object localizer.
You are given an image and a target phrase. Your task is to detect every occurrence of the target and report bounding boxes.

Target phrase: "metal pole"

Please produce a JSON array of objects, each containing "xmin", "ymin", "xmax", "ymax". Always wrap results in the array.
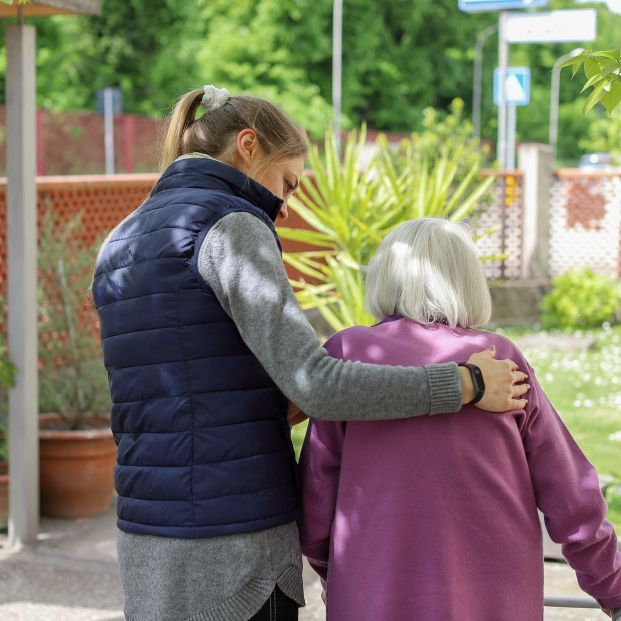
[
  {"xmin": 544, "ymin": 595, "xmax": 599, "ymax": 609},
  {"xmin": 506, "ymin": 103, "xmax": 517, "ymax": 170},
  {"xmin": 6, "ymin": 24, "xmax": 40, "ymax": 547},
  {"xmin": 497, "ymin": 11, "xmax": 509, "ymax": 167},
  {"xmin": 473, "ymin": 24, "xmax": 497, "ymax": 140},
  {"xmin": 332, "ymin": 0, "xmax": 343, "ymax": 156},
  {"xmin": 550, "ymin": 48, "xmax": 585, "ymax": 162},
  {"xmin": 104, "ymin": 87, "xmax": 115, "ymax": 175}
]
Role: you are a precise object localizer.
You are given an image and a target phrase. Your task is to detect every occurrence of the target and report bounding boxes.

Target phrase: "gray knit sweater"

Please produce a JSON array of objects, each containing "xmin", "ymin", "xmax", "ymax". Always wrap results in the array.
[{"xmin": 117, "ymin": 209, "xmax": 462, "ymax": 621}]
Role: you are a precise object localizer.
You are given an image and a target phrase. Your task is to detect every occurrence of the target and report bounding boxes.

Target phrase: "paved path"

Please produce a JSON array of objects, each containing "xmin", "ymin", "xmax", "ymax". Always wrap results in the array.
[{"xmin": 0, "ymin": 506, "xmax": 610, "ymax": 620}]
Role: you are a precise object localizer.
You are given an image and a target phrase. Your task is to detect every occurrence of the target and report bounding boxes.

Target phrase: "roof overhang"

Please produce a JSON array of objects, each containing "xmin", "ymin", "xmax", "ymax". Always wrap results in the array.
[{"xmin": 0, "ymin": 0, "xmax": 101, "ymax": 18}]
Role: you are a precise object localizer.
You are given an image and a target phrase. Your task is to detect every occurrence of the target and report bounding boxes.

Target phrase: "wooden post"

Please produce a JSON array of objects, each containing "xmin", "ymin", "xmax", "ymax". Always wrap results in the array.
[{"xmin": 6, "ymin": 24, "xmax": 40, "ymax": 546}]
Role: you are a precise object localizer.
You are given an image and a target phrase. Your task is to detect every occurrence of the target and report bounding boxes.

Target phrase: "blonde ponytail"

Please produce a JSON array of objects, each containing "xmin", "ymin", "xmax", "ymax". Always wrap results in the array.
[{"xmin": 160, "ymin": 89, "xmax": 204, "ymax": 172}]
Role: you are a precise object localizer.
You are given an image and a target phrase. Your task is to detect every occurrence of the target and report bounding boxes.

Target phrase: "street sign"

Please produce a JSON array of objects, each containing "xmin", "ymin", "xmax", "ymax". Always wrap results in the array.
[
  {"xmin": 494, "ymin": 67, "xmax": 531, "ymax": 106},
  {"xmin": 505, "ymin": 9, "xmax": 597, "ymax": 43},
  {"xmin": 96, "ymin": 87, "xmax": 123, "ymax": 115},
  {"xmin": 459, "ymin": 0, "xmax": 548, "ymax": 12}
]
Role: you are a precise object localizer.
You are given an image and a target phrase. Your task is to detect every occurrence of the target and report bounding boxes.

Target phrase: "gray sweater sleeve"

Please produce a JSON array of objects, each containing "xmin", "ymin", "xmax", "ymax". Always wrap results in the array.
[{"xmin": 197, "ymin": 211, "xmax": 462, "ymax": 421}]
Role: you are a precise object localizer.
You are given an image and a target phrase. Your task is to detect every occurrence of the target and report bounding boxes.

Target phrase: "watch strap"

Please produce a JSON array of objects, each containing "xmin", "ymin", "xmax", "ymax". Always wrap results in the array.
[{"xmin": 458, "ymin": 362, "xmax": 486, "ymax": 405}]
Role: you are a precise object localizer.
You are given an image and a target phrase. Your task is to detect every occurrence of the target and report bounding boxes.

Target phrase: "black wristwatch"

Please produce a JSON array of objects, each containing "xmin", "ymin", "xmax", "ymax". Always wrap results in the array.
[{"xmin": 458, "ymin": 362, "xmax": 486, "ymax": 405}]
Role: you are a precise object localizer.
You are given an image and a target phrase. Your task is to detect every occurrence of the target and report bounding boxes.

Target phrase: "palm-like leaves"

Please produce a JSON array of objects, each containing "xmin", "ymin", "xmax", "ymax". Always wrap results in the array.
[{"xmin": 279, "ymin": 128, "xmax": 495, "ymax": 332}]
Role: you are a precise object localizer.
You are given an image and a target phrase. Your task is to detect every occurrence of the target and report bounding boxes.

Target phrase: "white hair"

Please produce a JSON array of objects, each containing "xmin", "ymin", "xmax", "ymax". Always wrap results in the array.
[{"xmin": 364, "ymin": 218, "xmax": 492, "ymax": 328}]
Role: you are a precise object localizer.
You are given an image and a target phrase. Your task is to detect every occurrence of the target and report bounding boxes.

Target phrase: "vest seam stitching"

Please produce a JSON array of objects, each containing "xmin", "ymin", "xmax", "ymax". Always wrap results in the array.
[
  {"xmin": 95, "ymin": 256, "xmax": 184, "ymax": 277},
  {"xmin": 177, "ymin": 286, "xmax": 197, "ymax": 535},
  {"xmin": 103, "ymin": 224, "xmax": 214, "ymax": 245},
  {"xmin": 112, "ymin": 385, "xmax": 274, "ymax": 405},
  {"xmin": 116, "ymin": 506, "xmax": 298, "ymax": 529},
  {"xmin": 117, "ymin": 447, "xmax": 289, "ymax": 468},
  {"xmin": 107, "ymin": 352, "xmax": 258, "ymax": 371},
  {"xmin": 112, "ymin": 418, "xmax": 279, "ymax": 434},
  {"xmin": 95, "ymin": 289, "xmax": 179, "ymax": 311},
  {"xmin": 101, "ymin": 319, "xmax": 232, "ymax": 341},
  {"xmin": 115, "ymin": 481, "xmax": 292, "ymax": 502}
]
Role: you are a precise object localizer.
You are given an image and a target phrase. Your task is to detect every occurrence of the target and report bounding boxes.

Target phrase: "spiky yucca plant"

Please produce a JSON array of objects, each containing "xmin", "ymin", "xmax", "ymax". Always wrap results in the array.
[{"xmin": 279, "ymin": 128, "xmax": 496, "ymax": 332}]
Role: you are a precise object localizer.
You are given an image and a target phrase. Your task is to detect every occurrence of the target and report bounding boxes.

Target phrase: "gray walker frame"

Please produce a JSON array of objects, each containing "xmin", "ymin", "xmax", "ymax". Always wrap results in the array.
[{"xmin": 544, "ymin": 596, "xmax": 621, "ymax": 619}]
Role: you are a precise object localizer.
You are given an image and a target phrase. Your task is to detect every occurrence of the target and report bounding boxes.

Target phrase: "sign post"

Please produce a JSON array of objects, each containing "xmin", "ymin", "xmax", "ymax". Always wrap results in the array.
[
  {"xmin": 460, "ymin": 1, "xmax": 596, "ymax": 168},
  {"xmin": 494, "ymin": 67, "xmax": 531, "ymax": 169},
  {"xmin": 97, "ymin": 87, "xmax": 122, "ymax": 175},
  {"xmin": 497, "ymin": 12, "xmax": 509, "ymax": 167}
]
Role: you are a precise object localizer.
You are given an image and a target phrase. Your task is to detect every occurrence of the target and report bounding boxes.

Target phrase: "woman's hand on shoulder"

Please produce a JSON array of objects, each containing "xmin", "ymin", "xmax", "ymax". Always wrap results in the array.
[{"xmin": 463, "ymin": 346, "xmax": 530, "ymax": 412}]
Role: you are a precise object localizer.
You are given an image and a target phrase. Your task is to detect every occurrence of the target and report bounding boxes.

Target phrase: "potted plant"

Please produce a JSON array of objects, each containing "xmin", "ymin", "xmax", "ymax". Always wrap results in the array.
[
  {"xmin": 0, "ymin": 332, "xmax": 17, "ymax": 530},
  {"xmin": 38, "ymin": 207, "xmax": 115, "ymax": 518}
]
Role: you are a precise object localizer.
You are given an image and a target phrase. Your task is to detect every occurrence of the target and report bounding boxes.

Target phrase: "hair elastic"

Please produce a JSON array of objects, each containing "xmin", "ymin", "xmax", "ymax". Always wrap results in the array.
[{"xmin": 201, "ymin": 85, "xmax": 231, "ymax": 112}]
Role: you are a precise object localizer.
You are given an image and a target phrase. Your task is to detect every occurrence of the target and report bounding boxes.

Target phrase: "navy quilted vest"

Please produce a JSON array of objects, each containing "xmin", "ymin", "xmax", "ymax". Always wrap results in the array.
[{"xmin": 92, "ymin": 157, "xmax": 299, "ymax": 538}]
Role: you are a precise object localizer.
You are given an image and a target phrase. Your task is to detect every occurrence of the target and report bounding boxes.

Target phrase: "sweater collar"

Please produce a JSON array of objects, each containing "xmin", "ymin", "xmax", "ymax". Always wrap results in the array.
[{"xmin": 153, "ymin": 154, "xmax": 284, "ymax": 222}]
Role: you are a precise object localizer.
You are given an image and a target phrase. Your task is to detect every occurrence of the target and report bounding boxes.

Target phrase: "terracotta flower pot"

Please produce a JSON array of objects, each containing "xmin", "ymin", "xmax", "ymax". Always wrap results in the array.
[
  {"xmin": 39, "ymin": 413, "xmax": 116, "ymax": 518},
  {"xmin": 0, "ymin": 461, "xmax": 8, "ymax": 529}
]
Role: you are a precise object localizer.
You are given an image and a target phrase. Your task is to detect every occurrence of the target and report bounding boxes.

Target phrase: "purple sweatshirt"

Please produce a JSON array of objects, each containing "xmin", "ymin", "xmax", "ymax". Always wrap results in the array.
[{"xmin": 299, "ymin": 317, "xmax": 621, "ymax": 621}]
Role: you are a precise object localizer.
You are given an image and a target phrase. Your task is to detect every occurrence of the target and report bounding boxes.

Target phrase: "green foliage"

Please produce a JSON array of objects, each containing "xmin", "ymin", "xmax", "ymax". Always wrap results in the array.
[
  {"xmin": 38, "ymin": 207, "xmax": 111, "ymax": 430},
  {"xmin": 0, "ymin": 415, "xmax": 6, "ymax": 463},
  {"xmin": 279, "ymin": 125, "xmax": 494, "ymax": 331},
  {"xmin": 411, "ymin": 99, "xmax": 489, "ymax": 164},
  {"xmin": 579, "ymin": 108, "xmax": 621, "ymax": 165},
  {"xmin": 0, "ymin": 302, "xmax": 17, "ymax": 463},
  {"xmin": 540, "ymin": 268, "xmax": 621, "ymax": 331},
  {"xmin": 5, "ymin": 0, "xmax": 621, "ymax": 161},
  {"xmin": 561, "ymin": 50, "xmax": 621, "ymax": 115}
]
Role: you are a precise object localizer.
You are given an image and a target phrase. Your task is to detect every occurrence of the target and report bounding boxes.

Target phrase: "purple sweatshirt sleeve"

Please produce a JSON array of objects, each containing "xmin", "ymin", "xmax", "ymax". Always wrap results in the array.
[
  {"xmin": 523, "ymin": 368, "xmax": 621, "ymax": 610},
  {"xmin": 298, "ymin": 335, "xmax": 347, "ymax": 581}
]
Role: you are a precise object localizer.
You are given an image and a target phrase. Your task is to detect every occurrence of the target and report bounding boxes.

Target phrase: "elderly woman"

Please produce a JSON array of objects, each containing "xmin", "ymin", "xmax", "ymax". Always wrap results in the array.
[{"xmin": 298, "ymin": 218, "xmax": 621, "ymax": 620}]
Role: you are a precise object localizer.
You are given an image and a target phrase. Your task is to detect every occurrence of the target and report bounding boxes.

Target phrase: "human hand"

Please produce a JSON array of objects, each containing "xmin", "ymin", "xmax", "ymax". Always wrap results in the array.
[
  {"xmin": 287, "ymin": 400, "xmax": 308, "ymax": 427},
  {"xmin": 462, "ymin": 346, "xmax": 529, "ymax": 412}
]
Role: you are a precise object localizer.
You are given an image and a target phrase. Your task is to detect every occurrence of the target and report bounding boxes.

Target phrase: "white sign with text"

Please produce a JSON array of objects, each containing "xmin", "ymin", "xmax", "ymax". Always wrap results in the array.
[{"xmin": 505, "ymin": 9, "xmax": 597, "ymax": 44}]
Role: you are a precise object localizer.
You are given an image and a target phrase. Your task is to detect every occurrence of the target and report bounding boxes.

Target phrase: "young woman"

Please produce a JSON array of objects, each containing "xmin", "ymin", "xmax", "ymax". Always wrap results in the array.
[
  {"xmin": 299, "ymin": 218, "xmax": 621, "ymax": 621},
  {"xmin": 91, "ymin": 86, "xmax": 527, "ymax": 621}
]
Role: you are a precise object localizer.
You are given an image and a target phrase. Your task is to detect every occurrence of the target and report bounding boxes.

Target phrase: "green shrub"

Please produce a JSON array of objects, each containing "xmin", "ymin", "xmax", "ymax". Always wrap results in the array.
[
  {"xmin": 38, "ymin": 207, "xmax": 111, "ymax": 430},
  {"xmin": 0, "ymin": 332, "xmax": 17, "ymax": 464},
  {"xmin": 540, "ymin": 268, "xmax": 621, "ymax": 331}
]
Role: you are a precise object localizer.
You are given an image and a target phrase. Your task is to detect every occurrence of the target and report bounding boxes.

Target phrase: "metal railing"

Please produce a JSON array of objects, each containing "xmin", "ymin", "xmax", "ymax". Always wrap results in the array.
[{"xmin": 544, "ymin": 596, "xmax": 621, "ymax": 619}]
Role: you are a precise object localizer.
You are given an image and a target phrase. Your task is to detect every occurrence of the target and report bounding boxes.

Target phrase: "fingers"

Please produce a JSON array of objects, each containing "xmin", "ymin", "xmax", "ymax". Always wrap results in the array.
[
  {"xmin": 503, "ymin": 358, "xmax": 519, "ymax": 372},
  {"xmin": 510, "ymin": 398, "xmax": 528, "ymax": 410},
  {"xmin": 512, "ymin": 370, "xmax": 529, "ymax": 384},
  {"xmin": 512, "ymin": 382, "xmax": 530, "ymax": 397}
]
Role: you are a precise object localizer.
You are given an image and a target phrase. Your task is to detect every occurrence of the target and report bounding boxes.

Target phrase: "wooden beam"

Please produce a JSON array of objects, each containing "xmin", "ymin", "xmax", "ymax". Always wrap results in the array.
[
  {"xmin": 0, "ymin": 0, "xmax": 100, "ymax": 18},
  {"xmin": 6, "ymin": 24, "xmax": 39, "ymax": 547}
]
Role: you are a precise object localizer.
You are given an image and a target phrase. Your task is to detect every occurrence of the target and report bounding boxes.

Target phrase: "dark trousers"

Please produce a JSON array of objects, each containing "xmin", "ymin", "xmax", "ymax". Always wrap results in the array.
[{"xmin": 249, "ymin": 586, "xmax": 299, "ymax": 621}]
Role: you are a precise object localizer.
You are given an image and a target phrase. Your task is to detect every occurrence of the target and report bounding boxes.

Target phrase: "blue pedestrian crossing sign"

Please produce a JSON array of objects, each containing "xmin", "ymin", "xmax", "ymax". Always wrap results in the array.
[
  {"xmin": 459, "ymin": 0, "xmax": 548, "ymax": 11},
  {"xmin": 493, "ymin": 67, "xmax": 531, "ymax": 106}
]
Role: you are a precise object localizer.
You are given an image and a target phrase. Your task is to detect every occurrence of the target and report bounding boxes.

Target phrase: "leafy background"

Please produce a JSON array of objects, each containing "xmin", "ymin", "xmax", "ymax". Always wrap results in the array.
[{"xmin": 2, "ymin": 0, "xmax": 621, "ymax": 161}]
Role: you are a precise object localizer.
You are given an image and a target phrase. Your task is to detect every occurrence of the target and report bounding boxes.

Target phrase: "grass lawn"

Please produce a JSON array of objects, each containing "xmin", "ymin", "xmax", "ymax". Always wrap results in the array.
[{"xmin": 291, "ymin": 324, "xmax": 621, "ymax": 531}]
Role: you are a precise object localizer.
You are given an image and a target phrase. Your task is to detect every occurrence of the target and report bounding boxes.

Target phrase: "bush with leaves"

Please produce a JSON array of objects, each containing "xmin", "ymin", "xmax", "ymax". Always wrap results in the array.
[
  {"xmin": 38, "ymin": 207, "xmax": 111, "ymax": 430},
  {"xmin": 0, "ymin": 327, "xmax": 17, "ymax": 464},
  {"xmin": 540, "ymin": 268, "xmax": 621, "ymax": 331},
  {"xmin": 564, "ymin": 50, "xmax": 621, "ymax": 115},
  {"xmin": 279, "ymin": 126, "xmax": 495, "ymax": 332}
]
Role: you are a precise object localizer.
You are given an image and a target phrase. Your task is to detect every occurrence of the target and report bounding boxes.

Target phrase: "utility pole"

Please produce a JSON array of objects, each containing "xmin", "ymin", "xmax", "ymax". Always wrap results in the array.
[
  {"xmin": 473, "ymin": 24, "xmax": 498, "ymax": 139},
  {"xmin": 497, "ymin": 12, "xmax": 509, "ymax": 167},
  {"xmin": 332, "ymin": 0, "xmax": 343, "ymax": 155}
]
